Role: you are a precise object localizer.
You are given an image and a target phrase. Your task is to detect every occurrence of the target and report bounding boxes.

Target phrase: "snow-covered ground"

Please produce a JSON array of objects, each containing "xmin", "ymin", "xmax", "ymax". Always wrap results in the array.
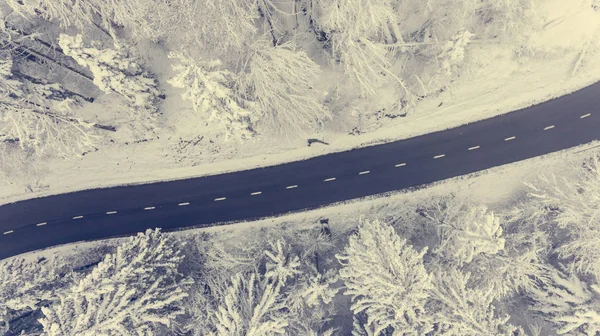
[{"xmin": 1, "ymin": 0, "xmax": 599, "ymax": 205}]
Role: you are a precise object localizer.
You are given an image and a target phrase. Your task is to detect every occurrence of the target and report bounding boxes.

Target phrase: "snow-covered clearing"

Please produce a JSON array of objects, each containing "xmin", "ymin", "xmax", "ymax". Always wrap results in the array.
[{"xmin": 1, "ymin": 0, "xmax": 599, "ymax": 205}]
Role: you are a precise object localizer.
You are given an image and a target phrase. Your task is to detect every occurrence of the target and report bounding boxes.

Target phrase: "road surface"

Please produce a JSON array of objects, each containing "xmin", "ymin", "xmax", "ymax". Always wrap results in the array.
[{"xmin": 1, "ymin": 83, "xmax": 600, "ymax": 259}]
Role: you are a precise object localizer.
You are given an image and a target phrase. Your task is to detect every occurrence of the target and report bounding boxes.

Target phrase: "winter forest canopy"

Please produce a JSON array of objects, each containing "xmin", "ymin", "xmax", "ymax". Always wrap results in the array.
[
  {"xmin": 2, "ymin": 0, "xmax": 600, "ymax": 334},
  {"xmin": 0, "ymin": 0, "xmax": 548, "ymax": 183}
]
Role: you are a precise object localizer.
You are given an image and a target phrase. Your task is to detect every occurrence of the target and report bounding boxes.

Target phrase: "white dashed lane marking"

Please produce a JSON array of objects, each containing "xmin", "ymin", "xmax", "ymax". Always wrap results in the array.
[
  {"xmin": 106, "ymin": 211, "xmax": 117, "ymax": 215},
  {"xmin": 324, "ymin": 177, "xmax": 336, "ymax": 182},
  {"xmin": 504, "ymin": 136, "xmax": 516, "ymax": 141},
  {"xmin": 36, "ymin": 222, "xmax": 47, "ymax": 226},
  {"xmin": 144, "ymin": 207, "xmax": 155, "ymax": 210},
  {"xmin": 178, "ymin": 202, "xmax": 190, "ymax": 206},
  {"xmin": 543, "ymin": 125, "xmax": 555, "ymax": 130},
  {"xmin": 214, "ymin": 197, "xmax": 226, "ymax": 201},
  {"xmin": 286, "ymin": 185, "xmax": 298, "ymax": 189},
  {"xmin": 73, "ymin": 216, "xmax": 84, "ymax": 220},
  {"xmin": 581, "ymin": 113, "xmax": 591, "ymax": 118},
  {"xmin": 250, "ymin": 191, "xmax": 262, "ymax": 196},
  {"xmin": 433, "ymin": 154, "xmax": 445, "ymax": 159},
  {"xmin": 468, "ymin": 146, "xmax": 480, "ymax": 151},
  {"xmin": 395, "ymin": 163, "xmax": 407, "ymax": 167},
  {"xmin": 359, "ymin": 171, "xmax": 370, "ymax": 175},
  {"xmin": 3, "ymin": 230, "xmax": 13, "ymax": 235}
]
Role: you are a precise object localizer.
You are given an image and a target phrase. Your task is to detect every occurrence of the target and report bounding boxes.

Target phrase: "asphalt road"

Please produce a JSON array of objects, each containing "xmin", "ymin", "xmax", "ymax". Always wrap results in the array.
[{"xmin": 1, "ymin": 82, "xmax": 600, "ymax": 260}]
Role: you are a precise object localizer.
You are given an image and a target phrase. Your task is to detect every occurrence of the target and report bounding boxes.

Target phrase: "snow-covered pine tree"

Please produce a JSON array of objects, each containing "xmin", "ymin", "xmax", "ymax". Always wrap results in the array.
[
  {"xmin": 336, "ymin": 218, "xmax": 433, "ymax": 335},
  {"xmin": 168, "ymin": 52, "xmax": 256, "ymax": 141},
  {"xmin": 237, "ymin": 37, "xmax": 330, "ymax": 136},
  {"xmin": 528, "ymin": 267, "xmax": 600, "ymax": 335},
  {"xmin": 285, "ymin": 263, "xmax": 339, "ymax": 335},
  {"xmin": 58, "ymin": 34, "xmax": 161, "ymax": 133},
  {"xmin": 39, "ymin": 229, "xmax": 191, "ymax": 336},
  {"xmin": 0, "ymin": 257, "xmax": 73, "ymax": 334},
  {"xmin": 429, "ymin": 268, "xmax": 524, "ymax": 335},
  {"xmin": 207, "ymin": 238, "xmax": 300, "ymax": 336},
  {"xmin": 432, "ymin": 205, "xmax": 506, "ymax": 264},
  {"xmin": 0, "ymin": 57, "xmax": 97, "ymax": 157},
  {"xmin": 525, "ymin": 157, "xmax": 600, "ymax": 278}
]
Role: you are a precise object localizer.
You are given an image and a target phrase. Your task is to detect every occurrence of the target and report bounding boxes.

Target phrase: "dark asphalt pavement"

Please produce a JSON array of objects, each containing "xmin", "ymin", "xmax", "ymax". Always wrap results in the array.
[{"xmin": 1, "ymin": 82, "xmax": 600, "ymax": 259}]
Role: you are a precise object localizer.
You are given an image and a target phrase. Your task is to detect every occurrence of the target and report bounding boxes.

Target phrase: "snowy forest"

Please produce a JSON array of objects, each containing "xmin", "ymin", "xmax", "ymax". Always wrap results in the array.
[
  {"xmin": 2, "ymin": 0, "xmax": 600, "ymax": 334},
  {"xmin": 4, "ymin": 155, "xmax": 600, "ymax": 335},
  {"xmin": 0, "ymin": 0, "xmax": 565, "ymax": 189}
]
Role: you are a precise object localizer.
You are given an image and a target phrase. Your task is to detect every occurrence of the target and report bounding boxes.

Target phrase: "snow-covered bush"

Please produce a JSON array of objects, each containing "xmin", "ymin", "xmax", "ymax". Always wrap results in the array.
[
  {"xmin": 336, "ymin": 218, "xmax": 433, "ymax": 335},
  {"xmin": 237, "ymin": 38, "xmax": 330, "ymax": 136},
  {"xmin": 168, "ymin": 52, "xmax": 256, "ymax": 141},
  {"xmin": 529, "ymin": 268, "xmax": 600, "ymax": 335},
  {"xmin": 438, "ymin": 31, "xmax": 475, "ymax": 76},
  {"xmin": 58, "ymin": 34, "xmax": 161, "ymax": 132},
  {"xmin": 39, "ymin": 229, "xmax": 191, "ymax": 335}
]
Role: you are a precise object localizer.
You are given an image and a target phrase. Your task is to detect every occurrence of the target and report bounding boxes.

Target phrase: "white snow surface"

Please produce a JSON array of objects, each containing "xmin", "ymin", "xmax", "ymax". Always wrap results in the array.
[{"xmin": 1, "ymin": 0, "xmax": 600, "ymax": 206}]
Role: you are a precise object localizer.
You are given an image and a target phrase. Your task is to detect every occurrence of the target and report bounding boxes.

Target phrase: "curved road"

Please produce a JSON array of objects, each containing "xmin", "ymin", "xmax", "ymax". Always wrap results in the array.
[{"xmin": 1, "ymin": 83, "xmax": 600, "ymax": 259}]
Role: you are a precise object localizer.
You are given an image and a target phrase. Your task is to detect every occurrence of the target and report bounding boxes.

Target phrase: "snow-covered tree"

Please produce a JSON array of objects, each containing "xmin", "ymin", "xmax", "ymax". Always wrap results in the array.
[
  {"xmin": 525, "ymin": 157, "xmax": 600, "ymax": 278},
  {"xmin": 315, "ymin": 0, "xmax": 401, "ymax": 96},
  {"xmin": 425, "ymin": 203, "xmax": 505, "ymax": 264},
  {"xmin": 58, "ymin": 34, "xmax": 161, "ymax": 133},
  {"xmin": 206, "ymin": 238, "xmax": 300, "ymax": 336},
  {"xmin": 0, "ymin": 57, "xmax": 97, "ymax": 157},
  {"xmin": 285, "ymin": 264, "xmax": 339, "ymax": 336},
  {"xmin": 168, "ymin": 52, "xmax": 256, "ymax": 141},
  {"xmin": 0, "ymin": 257, "xmax": 74, "ymax": 334},
  {"xmin": 39, "ymin": 229, "xmax": 191, "ymax": 336},
  {"xmin": 429, "ymin": 268, "xmax": 524, "ymax": 336},
  {"xmin": 464, "ymin": 230, "xmax": 549, "ymax": 299},
  {"xmin": 5, "ymin": 0, "xmax": 179, "ymax": 42},
  {"xmin": 237, "ymin": 38, "xmax": 330, "ymax": 136},
  {"xmin": 168, "ymin": 0, "xmax": 259, "ymax": 56},
  {"xmin": 529, "ymin": 268, "xmax": 600, "ymax": 335},
  {"xmin": 336, "ymin": 218, "xmax": 433, "ymax": 335}
]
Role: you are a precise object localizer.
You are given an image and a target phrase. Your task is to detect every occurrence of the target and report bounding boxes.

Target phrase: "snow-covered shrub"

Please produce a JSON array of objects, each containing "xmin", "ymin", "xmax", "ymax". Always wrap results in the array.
[
  {"xmin": 39, "ymin": 229, "xmax": 191, "ymax": 335},
  {"xmin": 429, "ymin": 268, "xmax": 524, "ymax": 335},
  {"xmin": 529, "ymin": 268, "xmax": 600, "ymax": 335},
  {"xmin": 438, "ymin": 31, "xmax": 474, "ymax": 76},
  {"xmin": 237, "ymin": 38, "xmax": 330, "ymax": 136},
  {"xmin": 168, "ymin": 52, "xmax": 256, "ymax": 141},
  {"xmin": 58, "ymin": 34, "xmax": 161, "ymax": 131},
  {"xmin": 336, "ymin": 218, "xmax": 433, "ymax": 335}
]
